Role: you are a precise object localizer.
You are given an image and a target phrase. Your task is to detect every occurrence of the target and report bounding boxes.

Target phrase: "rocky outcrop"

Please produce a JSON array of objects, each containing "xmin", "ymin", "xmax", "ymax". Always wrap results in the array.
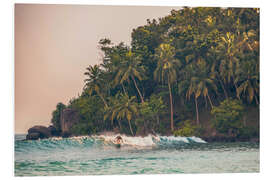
[
  {"xmin": 26, "ymin": 132, "xmax": 40, "ymax": 140},
  {"xmin": 26, "ymin": 125, "xmax": 62, "ymax": 140},
  {"xmin": 26, "ymin": 126, "xmax": 52, "ymax": 140},
  {"xmin": 60, "ymin": 108, "xmax": 80, "ymax": 136},
  {"xmin": 47, "ymin": 125, "xmax": 60, "ymax": 136},
  {"xmin": 26, "ymin": 108, "xmax": 81, "ymax": 140}
]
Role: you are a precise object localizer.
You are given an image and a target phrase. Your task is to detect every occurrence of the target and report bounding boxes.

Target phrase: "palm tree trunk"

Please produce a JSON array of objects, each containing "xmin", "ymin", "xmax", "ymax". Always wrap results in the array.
[
  {"xmin": 218, "ymin": 77, "xmax": 228, "ymax": 99},
  {"xmin": 143, "ymin": 119, "xmax": 147, "ymax": 135},
  {"xmin": 233, "ymin": 77, "xmax": 240, "ymax": 100},
  {"xmin": 207, "ymin": 92, "xmax": 214, "ymax": 109},
  {"xmin": 156, "ymin": 115, "xmax": 160, "ymax": 126},
  {"xmin": 195, "ymin": 97, "xmax": 200, "ymax": 126},
  {"xmin": 234, "ymin": 83, "xmax": 240, "ymax": 100},
  {"xmin": 117, "ymin": 119, "xmax": 122, "ymax": 131},
  {"xmin": 128, "ymin": 120, "xmax": 134, "ymax": 136},
  {"xmin": 121, "ymin": 83, "xmax": 127, "ymax": 95},
  {"xmin": 131, "ymin": 75, "xmax": 144, "ymax": 103},
  {"xmin": 98, "ymin": 92, "xmax": 108, "ymax": 108},
  {"xmin": 204, "ymin": 95, "xmax": 208, "ymax": 109},
  {"xmin": 168, "ymin": 81, "xmax": 174, "ymax": 132}
]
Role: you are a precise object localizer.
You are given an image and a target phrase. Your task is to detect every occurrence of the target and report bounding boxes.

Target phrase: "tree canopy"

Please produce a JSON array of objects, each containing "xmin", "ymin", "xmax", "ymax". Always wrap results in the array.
[{"xmin": 51, "ymin": 7, "xmax": 259, "ymax": 138}]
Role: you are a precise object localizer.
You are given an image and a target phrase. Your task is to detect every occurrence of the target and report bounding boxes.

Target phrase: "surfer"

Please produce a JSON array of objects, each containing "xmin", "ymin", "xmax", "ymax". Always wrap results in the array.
[
  {"xmin": 115, "ymin": 136, "xmax": 123, "ymax": 144},
  {"xmin": 114, "ymin": 136, "xmax": 123, "ymax": 148}
]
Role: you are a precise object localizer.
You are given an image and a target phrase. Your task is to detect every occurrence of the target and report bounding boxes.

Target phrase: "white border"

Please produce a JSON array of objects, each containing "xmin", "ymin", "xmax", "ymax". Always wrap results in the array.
[
  {"xmin": 12, "ymin": 0, "xmax": 260, "ymax": 7},
  {"xmin": 1, "ymin": 0, "xmax": 270, "ymax": 180}
]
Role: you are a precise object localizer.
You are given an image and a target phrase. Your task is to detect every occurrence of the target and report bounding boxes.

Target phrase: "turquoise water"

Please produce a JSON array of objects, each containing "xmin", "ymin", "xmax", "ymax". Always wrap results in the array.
[{"xmin": 15, "ymin": 134, "xmax": 259, "ymax": 176}]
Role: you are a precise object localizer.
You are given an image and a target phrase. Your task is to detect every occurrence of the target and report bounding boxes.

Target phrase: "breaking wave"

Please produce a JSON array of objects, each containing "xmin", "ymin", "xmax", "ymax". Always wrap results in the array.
[{"xmin": 15, "ymin": 134, "xmax": 206, "ymax": 153}]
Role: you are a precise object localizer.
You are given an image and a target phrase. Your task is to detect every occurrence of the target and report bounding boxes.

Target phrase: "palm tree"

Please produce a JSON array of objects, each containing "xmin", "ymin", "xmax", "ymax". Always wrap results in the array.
[
  {"xmin": 113, "ymin": 50, "xmax": 145, "ymax": 103},
  {"xmin": 84, "ymin": 65, "xmax": 108, "ymax": 108},
  {"xmin": 217, "ymin": 30, "xmax": 259, "ymax": 101},
  {"xmin": 104, "ymin": 93, "xmax": 139, "ymax": 136},
  {"xmin": 217, "ymin": 32, "xmax": 241, "ymax": 99},
  {"xmin": 236, "ymin": 60, "xmax": 259, "ymax": 104},
  {"xmin": 104, "ymin": 94, "xmax": 122, "ymax": 130},
  {"xmin": 185, "ymin": 61, "xmax": 218, "ymax": 125},
  {"xmin": 154, "ymin": 43, "xmax": 181, "ymax": 132}
]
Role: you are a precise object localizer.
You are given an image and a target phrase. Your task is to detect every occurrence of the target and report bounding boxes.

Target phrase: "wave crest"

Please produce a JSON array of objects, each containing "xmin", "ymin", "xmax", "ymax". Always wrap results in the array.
[{"xmin": 15, "ymin": 134, "xmax": 207, "ymax": 153}]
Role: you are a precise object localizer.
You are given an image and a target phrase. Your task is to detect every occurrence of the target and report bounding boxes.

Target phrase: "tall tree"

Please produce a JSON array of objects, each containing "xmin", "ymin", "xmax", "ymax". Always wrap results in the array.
[
  {"xmin": 51, "ymin": 102, "xmax": 66, "ymax": 132},
  {"xmin": 185, "ymin": 61, "xmax": 218, "ymax": 125},
  {"xmin": 84, "ymin": 65, "xmax": 108, "ymax": 108},
  {"xmin": 154, "ymin": 43, "xmax": 181, "ymax": 131},
  {"xmin": 114, "ymin": 50, "xmax": 145, "ymax": 103},
  {"xmin": 104, "ymin": 94, "xmax": 122, "ymax": 130},
  {"xmin": 236, "ymin": 59, "xmax": 259, "ymax": 104},
  {"xmin": 104, "ymin": 93, "xmax": 139, "ymax": 136},
  {"xmin": 217, "ymin": 32, "xmax": 241, "ymax": 99}
]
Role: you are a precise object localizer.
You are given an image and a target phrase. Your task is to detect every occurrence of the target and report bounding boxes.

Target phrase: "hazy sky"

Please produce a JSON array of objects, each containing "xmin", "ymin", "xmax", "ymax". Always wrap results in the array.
[{"xmin": 15, "ymin": 4, "xmax": 179, "ymax": 133}]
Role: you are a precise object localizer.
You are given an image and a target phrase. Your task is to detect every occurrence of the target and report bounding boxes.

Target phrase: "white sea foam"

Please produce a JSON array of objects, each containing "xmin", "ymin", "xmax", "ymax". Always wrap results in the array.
[
  {"xmin": 47, "ymin": 134, "xmax": 206, "ymax": 146},
  {"xmin": 92, "ymin": 134, "xmax": 206, "ymax": 146},
  {"xmin": 93, "ymin": 134, "xmax": 156, "ymax": 147},
  {"xmin": 159, "ymin": 136, "xmax": 190, "ymax": 143},
  {"xmin": 188, "ymin": 136, "xmax": 207, "ymax": 143}
]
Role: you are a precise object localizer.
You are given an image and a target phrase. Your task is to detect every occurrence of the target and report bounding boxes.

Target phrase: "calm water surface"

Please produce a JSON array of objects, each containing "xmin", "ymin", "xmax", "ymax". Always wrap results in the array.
[{"xmin": 15, "ymin": 134, "xmax": 259, "ymax": 176}]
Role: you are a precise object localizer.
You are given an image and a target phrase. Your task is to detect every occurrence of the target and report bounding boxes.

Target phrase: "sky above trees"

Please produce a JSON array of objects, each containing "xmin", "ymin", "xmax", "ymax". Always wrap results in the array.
[{"xmin": 15, "ymin": 4, "xmax": 178, "ymax": 133}]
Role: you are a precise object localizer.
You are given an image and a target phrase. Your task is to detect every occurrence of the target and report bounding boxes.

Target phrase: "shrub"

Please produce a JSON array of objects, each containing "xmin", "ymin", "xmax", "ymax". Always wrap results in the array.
[
  {"xmin": 173, "ymin": 120, "xmax": 199, "ymax": 137},
  {"xmin": 70, "ymin": 122, "xmax": 96, "ymax": 136},
  {"xmin": 138, "ymin": 94, "xmax": 166, "ymax": 133},
  {"xmin": 237, "ymin": 126, "xmax": 259, "ymax": 139},
  {"xmin": 211, "ymin": 99, "xmax": 244, "ymax": 136},
  {"xmin": 51, "ymin": 103, "xmax": 66, "ymax": 131}
]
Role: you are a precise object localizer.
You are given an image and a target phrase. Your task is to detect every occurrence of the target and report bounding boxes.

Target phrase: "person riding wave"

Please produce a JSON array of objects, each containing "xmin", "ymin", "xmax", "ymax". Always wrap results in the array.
[{"xmin": 115, "ymin": 136, "xmax": 123, "ymax": 144}]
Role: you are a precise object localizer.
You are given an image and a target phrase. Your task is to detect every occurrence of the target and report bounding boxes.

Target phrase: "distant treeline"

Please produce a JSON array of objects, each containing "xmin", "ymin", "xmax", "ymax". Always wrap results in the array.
[{"xmin": 51, "ymin": 7, "xmax": 259, "ymax": 139}]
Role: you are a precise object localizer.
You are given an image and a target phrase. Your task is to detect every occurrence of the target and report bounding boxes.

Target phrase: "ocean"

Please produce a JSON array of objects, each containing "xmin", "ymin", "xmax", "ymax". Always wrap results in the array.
[{"xmin": 14, "ymin": 134, "xmax": 259, "ymax": 176}]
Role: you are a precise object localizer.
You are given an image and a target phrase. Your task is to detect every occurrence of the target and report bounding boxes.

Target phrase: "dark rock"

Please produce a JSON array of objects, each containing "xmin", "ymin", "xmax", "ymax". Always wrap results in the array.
[
  {"xmin": 48, "ymin": 125, "xmax": 60, "ymax": 136},
  {"xmin": 27, "ymin": 125, "xmax": 51, "ymax": 139},
  {"xmin": 26, "ymin": 132, "xmax": 40, "ymax": 140},
  {"xmin": 62, "ymin": 131, "xmax": 71, "ymax": 138},
  {"xmin": 60, "ymin": 108, "xmax": 80, "ymax": 135}
]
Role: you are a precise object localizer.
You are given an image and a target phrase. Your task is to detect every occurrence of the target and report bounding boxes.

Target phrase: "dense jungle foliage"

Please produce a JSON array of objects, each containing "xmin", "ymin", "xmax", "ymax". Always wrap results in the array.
[{"xmin": 51, "ymin": 7, "xmax": 259, "ymax": 138}]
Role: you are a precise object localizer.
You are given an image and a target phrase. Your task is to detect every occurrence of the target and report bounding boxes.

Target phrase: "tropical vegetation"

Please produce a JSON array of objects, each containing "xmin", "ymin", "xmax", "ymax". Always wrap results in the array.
[{"xmin": 51, "ymin": 7, "xmax": 259, "ymax": 139}]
